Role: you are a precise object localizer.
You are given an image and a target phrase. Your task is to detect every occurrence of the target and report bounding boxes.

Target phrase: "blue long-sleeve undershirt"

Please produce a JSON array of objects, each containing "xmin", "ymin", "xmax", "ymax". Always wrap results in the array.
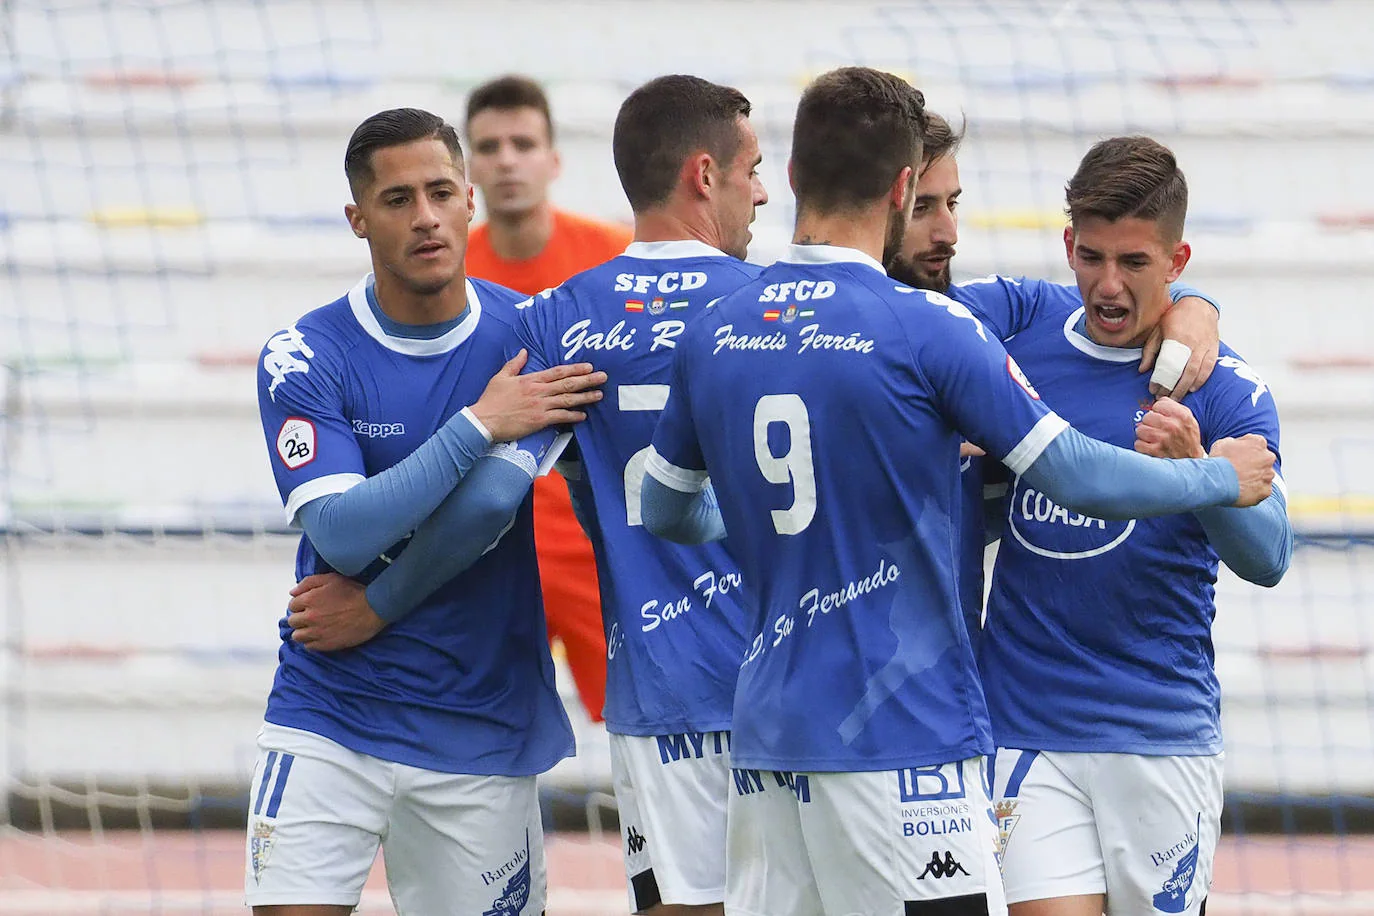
[
  {"xmin": 296, "ymin": 409, "xmax": 490, "ymax": 576},
  {"xmin": 1194, "ymin": 484, "xmax": 1292, "ymax": 586},
  {"xmin": 641, "ymin": 427, "xmax": 1243, "ymax": 545},
  {"xmin": 363, "ymin": 455, "xmax": 537, "ymax": 623}
]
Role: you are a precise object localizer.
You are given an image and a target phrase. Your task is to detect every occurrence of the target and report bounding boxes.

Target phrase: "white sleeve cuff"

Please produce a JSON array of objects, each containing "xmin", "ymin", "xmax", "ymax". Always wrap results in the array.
[
  {"xmin": 1002, "ymin": 413, "xmax": 1071, "ymax": 476},
  {"xmin": 461, "ymin": 406, "xmax": 494, "ymax": 445},
  {"xmin": 283, "ymin": 472, "xmax": 366, "ymax": 527},
  {"xmin": 644, "ymin": 446, "xmax": 709, "ymax": 494}
]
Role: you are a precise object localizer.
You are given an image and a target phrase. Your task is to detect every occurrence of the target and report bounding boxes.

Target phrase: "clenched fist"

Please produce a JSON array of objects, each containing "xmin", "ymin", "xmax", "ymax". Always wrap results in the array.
[{"xmin": 1209, "ymin": 434, "xmax": 1277, "ymax": 507}]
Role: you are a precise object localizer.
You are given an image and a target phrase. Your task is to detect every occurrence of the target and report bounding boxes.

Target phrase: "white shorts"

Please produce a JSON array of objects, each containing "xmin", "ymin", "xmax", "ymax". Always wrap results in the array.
[
  {"xmin": 610, "ymin": 730, "xmax": 732, "ymax": 911},
  {"xmin": 726, "ymin": 758, "xmax": 1007, "ymax": 916},
  {"xmin": 244, "ymin": 723, "xmax": 546, "ymax": 914},
  {"xmin": 991, "ymin": 749, "xmax": 1223, "ymax": 916}
]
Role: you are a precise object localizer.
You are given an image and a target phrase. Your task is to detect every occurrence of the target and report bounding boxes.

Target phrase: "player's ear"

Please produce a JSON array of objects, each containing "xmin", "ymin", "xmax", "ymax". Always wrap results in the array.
[
  {"xmin": 551, "ymin": 146, "xmax": 563, "ymax": 182},
  {"xmin": 1062, "ymin": 225, "xmax": 1075, "ymax": 266},
  {"xmin": 684, "ymin": 153, "xmax": 711, "ymax": 200},
  {"xmin": 888, "ymin": 165, "xmax": 914, "ymax": 211},
  {"xmin": 345, "ymin": 203, "xmax": 366, "ymax": 239},
  {"xmin": 786, "ymin": 159, "xmax": 798, "ymax": 195},
  {"xmin": 465, "ymin": 183, "xmax": 476, "ymax": 223},
  {"xmin": 1166, "ymin": 240, "xmax": 1191, "ymax": 282}
]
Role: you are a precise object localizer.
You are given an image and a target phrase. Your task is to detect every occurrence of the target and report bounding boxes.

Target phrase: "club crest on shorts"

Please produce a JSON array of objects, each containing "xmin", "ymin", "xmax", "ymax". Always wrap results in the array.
[
  {"xmin": 993, "ymin": 799, "xmax": 1020, "ymax": 864},
  {"xmin": 482, "ymin": 830, "xmax": 532, "ymax": 915},
  {"xmin": 250, "ymin": 820, "xmax": 276, "ymax": 883}
]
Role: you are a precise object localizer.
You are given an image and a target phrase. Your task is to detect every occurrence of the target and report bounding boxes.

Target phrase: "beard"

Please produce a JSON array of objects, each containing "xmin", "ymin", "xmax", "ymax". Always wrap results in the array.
[
  {"xmin": 886, "ymin": 248, "xmax": 953, "ymax": 293},
  {"xmin": 881, "ymin": 208, "xmax": 907, "ymax": 270}
]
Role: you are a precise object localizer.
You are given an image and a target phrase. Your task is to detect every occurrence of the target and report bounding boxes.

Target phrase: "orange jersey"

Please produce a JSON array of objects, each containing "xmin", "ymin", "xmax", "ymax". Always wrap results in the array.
[
  {"xmin": 466, "ymin": 209, "xmax": 631, "ymax": 723},
  {"xmin": 466, "ymin": 209, "xmax": 632, "ymax": 296}
]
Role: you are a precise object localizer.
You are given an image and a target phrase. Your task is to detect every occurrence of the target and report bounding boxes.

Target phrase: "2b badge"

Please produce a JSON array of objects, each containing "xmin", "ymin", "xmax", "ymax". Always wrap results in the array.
[{"xmin": 276, "ymin": 417, "xmax": 316, "ymax": 470}]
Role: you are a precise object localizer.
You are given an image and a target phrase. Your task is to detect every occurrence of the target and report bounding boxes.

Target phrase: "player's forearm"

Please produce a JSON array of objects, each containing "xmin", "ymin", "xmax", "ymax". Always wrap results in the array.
[
  {"xmin": 640, "ymin": 474, "xmax": 727, "ymax": 544},
  {"xmin": 1021, "ymin": 427, "xmax": 1239, "ymax": 520},
  {"xmin": 297, "ymin": 408, "xmax": 491, "ymax": 575},
  {"xmin": 1194, "ymin": 484, "xmax": 1293, "ymax": 587},
  {"xmin": 1169, "ymin": 282, "xmax": 1221, "ymax": 314},
  {"xmin": 364, "ymin": 457, "xmax": 534, "ymax": 623}
]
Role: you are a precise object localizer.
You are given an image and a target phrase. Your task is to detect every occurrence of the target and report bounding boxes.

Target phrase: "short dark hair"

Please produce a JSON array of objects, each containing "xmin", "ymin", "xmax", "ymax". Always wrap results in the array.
[
  {"xmin": 1065, "ymin": 136, "xmax": 1189, "ymax": 241},
  {"xmin": 612, "ymin": 75, "xmax": 753, "ymax": 212},
  {"xmin": 344, "ymin": 108, "xmax": 462, "ymax": 201},
  {"xmin": 465, "ymin": 74, "xmax": 554, "ymax": 142},
  {"xmin": 921, "ymin": 111, "xmax": 965, "ymax": 173},
  {"xmin": 790, "ymin": 67, "xmax": 927, "ymax": 213}
]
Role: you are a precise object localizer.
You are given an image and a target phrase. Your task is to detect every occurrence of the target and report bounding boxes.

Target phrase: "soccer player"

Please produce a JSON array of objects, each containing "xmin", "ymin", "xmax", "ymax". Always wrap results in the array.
[
  {"xmin": 639, "ymin": 67, "xmax": 1277, "ymax": 916},
  {"xmin": 513, "ymin": 75, "xmax": 765, "ymax": 916},
  {"xmin": 886, "ymin": 112, "xmax": 1224, "ymax": 639},
  {"xmin": 248, "ymin": 107, "xmax": 603, "ymax": 916},
  {"xmin": 464, "ymin": 74, "xmax": 634, "ymax": 724},
  {"xmin": 978, "ymin": 137, "xmax": 1291, "ymax": 916}
]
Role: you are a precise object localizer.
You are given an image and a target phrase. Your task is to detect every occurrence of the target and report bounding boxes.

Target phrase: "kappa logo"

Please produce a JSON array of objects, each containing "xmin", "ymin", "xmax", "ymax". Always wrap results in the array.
[
  {"xmin": 263, "ymin": 326, "xmax": 315, "ymax": 401},
  {"xmin": 917, "ymin": 850, "xmax": 970, "ymax": 880},
  {"xmin": 1218, "ymin": 355, "xmax": 1270, "ymax": 406},
  {"xmin": 626, "ymin": 825, "xmax": 648, "ymax": 856}
]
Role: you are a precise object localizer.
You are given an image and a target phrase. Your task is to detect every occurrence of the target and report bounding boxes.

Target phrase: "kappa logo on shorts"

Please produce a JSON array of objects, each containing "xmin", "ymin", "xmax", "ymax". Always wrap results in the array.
[
  {"xmin": 1152, "ymin": 813, "xmax": 1202, "ymax": 914},
  {"xmin": 481, "ymin": 831, "xmax": 532, "ymax": 916},
  {"xmin": 917, "ymin": 851, "xmax": 970, "ymax": 880},
  {"xmin": 626, "ymin": 825, "xmax": 648, "ymax": 856}
]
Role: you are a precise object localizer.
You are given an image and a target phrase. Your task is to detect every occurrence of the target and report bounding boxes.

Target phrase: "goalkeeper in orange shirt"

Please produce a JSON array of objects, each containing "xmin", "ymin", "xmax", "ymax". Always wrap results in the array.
[{"xmin": 464, "ymin": 74, "xmax": 632, "ymax": 723}]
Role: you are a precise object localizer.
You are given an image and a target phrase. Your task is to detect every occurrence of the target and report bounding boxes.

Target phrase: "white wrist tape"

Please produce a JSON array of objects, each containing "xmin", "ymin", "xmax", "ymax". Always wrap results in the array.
[{"xmin": 1151, "ymin": 338, "xmax": 1193, "ymax": 393}]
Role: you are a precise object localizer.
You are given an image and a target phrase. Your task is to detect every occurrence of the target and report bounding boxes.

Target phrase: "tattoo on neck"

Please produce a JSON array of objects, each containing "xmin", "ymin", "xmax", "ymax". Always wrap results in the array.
[{"xmin": 796, "ymin": 235, "xmax": 831, "ymax": 246}]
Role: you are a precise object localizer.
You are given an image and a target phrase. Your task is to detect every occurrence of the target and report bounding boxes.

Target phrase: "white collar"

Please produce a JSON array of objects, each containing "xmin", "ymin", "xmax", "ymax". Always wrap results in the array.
[
  {"xmin": 348, "ymin": 275, "xmax": 482, "ymax": 356},
  {"xmin": 778, "ymin": 243, "xmax": 885, "ymax": 274},
  {"xmin": 1061, "ymin": 306, "xmax": 1142, "ymax": 363},
  {"xmin": 622, "ymin": 239, "xmax": 730, "ymax": 260}
]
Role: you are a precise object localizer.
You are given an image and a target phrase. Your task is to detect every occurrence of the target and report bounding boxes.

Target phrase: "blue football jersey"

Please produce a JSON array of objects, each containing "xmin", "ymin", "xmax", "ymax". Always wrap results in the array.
[
  {"xmin": 513, "ymin": 240, "xmax": 761, "ymax": 735},
  {"xmin": 648, "ymin": 245, "xmax": 1069, "ymax": 772},
  {"xmin": 256, "ymin": 275, "xmax": 574, "ymax": 776},
  {"xmin": 976, "ymin": 283, "xmax": 1283, "ymax": 755}
]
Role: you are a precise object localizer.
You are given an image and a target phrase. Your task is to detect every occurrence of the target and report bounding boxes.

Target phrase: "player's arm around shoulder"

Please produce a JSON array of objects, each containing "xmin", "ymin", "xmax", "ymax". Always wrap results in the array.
[
  {"xmin": 944, "ymin": 274, "xmax": 1064, "ymax": 341},
  {"xmin": 1135, "ymin": 349, "xmax": 1292, "ymax": 586}
]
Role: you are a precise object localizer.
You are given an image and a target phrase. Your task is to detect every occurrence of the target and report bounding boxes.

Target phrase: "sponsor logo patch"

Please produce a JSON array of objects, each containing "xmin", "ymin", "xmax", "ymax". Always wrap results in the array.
[{"xmin": 276, "ymin": 417, "xmax": 316, "ymax": 470}]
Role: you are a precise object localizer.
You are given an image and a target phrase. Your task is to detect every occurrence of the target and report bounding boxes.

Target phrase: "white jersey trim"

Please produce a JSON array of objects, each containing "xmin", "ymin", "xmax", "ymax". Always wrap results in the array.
[
  {"xmin": 1061, "ymin": 307, "xmax": 1141, "ymax": 363},
  {"xmin": 778, "ymin": 243, "xmax": 885, "ymax": 275},
  {"xmin": 1003, "ymin": 413, "xmax": 1070, "ymax": 476},
  {"xmin": 347, "ymin": 275, "xmax": 483, "ymax": 356},
  {"xmin": 1272, "ymin": 475, "xmax": 1288, "ymax": 501},
  {"xmin": 645, "ymin": 446, "xmax": 709, "ymax": 493},
  {"xmin": 283, "ymin": 472, "xmax": 366, "ymax": 526},
  {"xmin": 623, "ymin": 240, "xmax": 729, "ymax": 260}
]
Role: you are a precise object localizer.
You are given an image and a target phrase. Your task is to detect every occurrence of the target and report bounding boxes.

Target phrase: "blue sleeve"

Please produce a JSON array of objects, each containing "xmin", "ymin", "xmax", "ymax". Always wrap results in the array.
[
  {"xmin": 1194, "ymin": 485, "xmax": 1292, "ymax": 587},
  {"xmin": 1191, "ymin": 349, "xmax": 1287, "ymax": 585},
  {"xmin": 1169, "ymin": 281, "xmax": 1221, "ymax": 314},
  {"xmin": 641, "ymin": 474, "xmax": 727, "ymax": 545},
  {"xmin": 295, "ymin": 411, "xmax": 491, "ymax": 575},
  {"xmin": 646, "ymin": 321, "xmax": 709, "ymax": 477},
  {"xmin": 258, "ymin": 324, "xmax": 369, "ymax": 521},
  {"xmin": 1020, "ymin": 426, "xmax": 1239, "ymax": 520},
  {"xmin": 362, "ymin": 456, "xmax": 536, "ymax": 624},
  {"xmin": 511, "ymin": 287, "xmax": 560, "ymax": 370},
  {"xmin": 946, "ymin": 275, "xmax": 1055, "ymax": 340}
]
